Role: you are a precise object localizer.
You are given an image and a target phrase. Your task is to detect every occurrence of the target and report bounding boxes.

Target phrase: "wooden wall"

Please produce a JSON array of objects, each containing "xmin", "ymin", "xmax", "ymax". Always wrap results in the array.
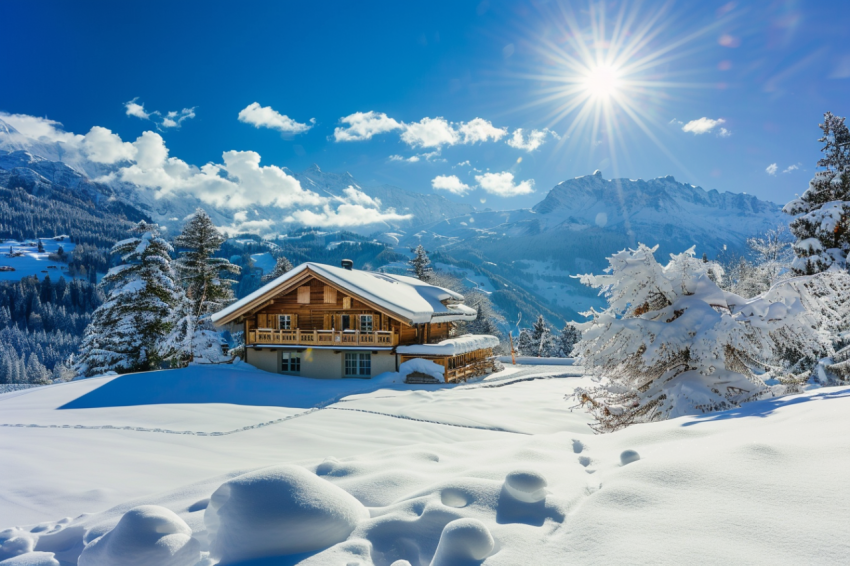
[{"xmin": 243, "ymin": 275, "xmax": 456, "ymax": 346}]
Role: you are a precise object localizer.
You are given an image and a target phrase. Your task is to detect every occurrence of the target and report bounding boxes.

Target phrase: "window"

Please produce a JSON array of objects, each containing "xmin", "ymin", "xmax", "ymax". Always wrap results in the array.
[
  {"xmin": 278, "ymin": 315, "xmax": 291, "ymax": 330},
  {"xmin": 360, "ymin": 315, "xmax": 373, "ymax": 333},
  {"xmin": 324, "ymin": 286, "xmax": 337, "ymax": 304},
  {"xmin": 341, "ymin": 314, "xmax": 351, "ymax": 331},
  {"xmin": 281, "ymin": 352, "xmax": 301, "ymax": 374},
  {"xmin": 344, "ymin": 352, "xmax": 371, "ymax": 377},
  {"xmin": 297, "ymin": 286, "xmax": 311, "ymax": 304}
]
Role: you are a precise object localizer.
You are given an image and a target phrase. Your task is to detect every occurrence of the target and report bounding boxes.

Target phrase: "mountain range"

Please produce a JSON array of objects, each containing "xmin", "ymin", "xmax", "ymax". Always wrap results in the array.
[{"xmin": 0, "ymin": 118, "xmax": 791, "ymax": 323}]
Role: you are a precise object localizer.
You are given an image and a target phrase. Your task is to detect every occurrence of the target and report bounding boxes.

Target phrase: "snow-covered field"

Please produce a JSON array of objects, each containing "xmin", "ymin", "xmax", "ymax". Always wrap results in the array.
[
  {"xmin": 0, "ymin": 363, "xmax": 847, "ymax": 565},
  {"xmin": 0, "ymin": 238, "xmax": 77, "ymax": 282}
]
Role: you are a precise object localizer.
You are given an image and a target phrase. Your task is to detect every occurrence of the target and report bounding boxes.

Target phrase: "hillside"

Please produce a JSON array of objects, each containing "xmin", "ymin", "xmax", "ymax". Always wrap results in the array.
[{"xmin": 0, "ymin": 364, "xmax": 846, "ymax": 564}]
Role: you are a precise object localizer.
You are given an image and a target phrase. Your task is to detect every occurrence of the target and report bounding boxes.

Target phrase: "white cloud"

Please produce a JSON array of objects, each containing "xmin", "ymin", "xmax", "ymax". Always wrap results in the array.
[
  {"xmin": 162, "ymin": 108, "xmax": 196, "ymax": 129},
  {"xmin": 81, "ymin": 126, "xmax": 137, "ymax": 164},
  {"xmin": 431, "ymin": 174, "xmax": 471, "ymax": 196},
  {"xmin": 401, "ymin": 117, "xmax": 459, "ymax": 148},
  {"xmin": 506, "ymin": 128, "xmax": 556, "ymax": 152},
  {"xmin": 455, "ymin": 160, "xmax": 471, "ymax": 167},
  {"xmin": 718, "ymin": 127, "xmax": 731, "ymax": 138},
  {"xmin": 457, "ymin": 118, "xmax": 507, "ymax": 144},
  {"xmin": 0, "ymin": 112, "xmax": 80, "ymax": 144},
  {"xmin": 389, "ymin": 154, "xmax": 421, "ymax": 163},
  {"xmin": 237, "ymin": 102, "xmax": 313, "ymax": 134},
  {"xmin": 125, "ymin": 98, "xmax": 196, "ymax": 130},
  {"xmin": 286, "ymin": 203, "xmax": 411, "ymax": 227},
  {"xmin": 475, "ymin": 172, "xmax": 534, "ymax": 196},
  {"xmin": 766, "ymin": 163, "xmax": 778, "ymax": 176},
  {"xmin": 334, "ymin": 111, "xmax": 403, "ymax": 141},
  {"xmin": 125, "ymin": 98, "xmax": 150, "ymax": 120},
  {"xmin": 782, "ymin": 164, "xmax": 800, "ymax": 173},
  {"xmin": 682, "ymin": 117, "xmax": 726, "ymax": 135}
]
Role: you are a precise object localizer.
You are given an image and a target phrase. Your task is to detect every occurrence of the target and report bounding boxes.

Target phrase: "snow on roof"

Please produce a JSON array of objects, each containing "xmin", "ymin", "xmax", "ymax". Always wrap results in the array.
[
  {"xmin": 212, "ymin": 262, "xmax": 472, "ymax": 325},
  {"xmin": 397, "ymin": 334, "xmax": 500, "ymax": 356}
]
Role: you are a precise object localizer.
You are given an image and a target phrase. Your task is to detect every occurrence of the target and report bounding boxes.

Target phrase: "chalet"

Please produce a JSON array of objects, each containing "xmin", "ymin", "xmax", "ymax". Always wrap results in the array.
[{"xmin": 211, "ymin": 260, "xmax": 499, "ymax": 382}]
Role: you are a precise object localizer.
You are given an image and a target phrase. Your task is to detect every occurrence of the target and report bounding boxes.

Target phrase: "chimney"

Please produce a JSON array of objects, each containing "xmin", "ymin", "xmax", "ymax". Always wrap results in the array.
[{"xmin": 341, "ymin": 259, "xmax": 353, "ymax": 270}]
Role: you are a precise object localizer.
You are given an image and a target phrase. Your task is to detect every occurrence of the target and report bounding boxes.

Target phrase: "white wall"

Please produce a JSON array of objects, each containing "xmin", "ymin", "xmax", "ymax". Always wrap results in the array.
[{"xmin": 246, "ymin": 347, "xmax": 397, "ymax": 379}]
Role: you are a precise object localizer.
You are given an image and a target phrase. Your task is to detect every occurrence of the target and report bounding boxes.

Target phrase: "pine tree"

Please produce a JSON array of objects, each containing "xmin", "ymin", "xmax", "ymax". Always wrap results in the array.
[
  {"xmin": 573, "ymin": 244, "xmax": 824, "ymax": 432},
  {"xmin": 409, "ymin": 245, "xmax": 433, "ymax": 281},
  {"xmin": 554, "ymin": 323, "xmax": 581, "ymax": 358},
  {"xmin": 37, "ymin": 239, "xmax": 45, "ymax": 253},
  {"xmin": 516, "ymin": 315, "xmax": 554, "ymax": 357},
  {"xmin": 261, "ymin": 255, "xmax": 294, "ymax": 282},
  {"xmin": 784, "ymin": 112, "xmax": 850, "ymax": 274},
  {"xmin": 173, "ymin": 209, "xmax": 240, "ymax": 318},
  {"xmin": 166, "ymin": 209, "xmax": 239, "ymax": 365},
  {"xmin": 74, "ymin": 222, "xmax": 182, "ymax": 377}
]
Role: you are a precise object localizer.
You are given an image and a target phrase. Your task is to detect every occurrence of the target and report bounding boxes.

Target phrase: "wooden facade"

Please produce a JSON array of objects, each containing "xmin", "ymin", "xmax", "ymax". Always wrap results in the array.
[
  {"xmin": 215, "ymin": 263, "xmax": 496, "ymax": 382},
  {"xmin": 237, "ymin": 272, "xmax": 452, "ymax": 349}
]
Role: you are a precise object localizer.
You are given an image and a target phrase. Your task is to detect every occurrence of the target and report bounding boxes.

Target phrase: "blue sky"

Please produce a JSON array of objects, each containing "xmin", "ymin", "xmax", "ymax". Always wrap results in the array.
[{"xmin": 1, "ymin": 0, "xmax": 849, "ymax": 210}]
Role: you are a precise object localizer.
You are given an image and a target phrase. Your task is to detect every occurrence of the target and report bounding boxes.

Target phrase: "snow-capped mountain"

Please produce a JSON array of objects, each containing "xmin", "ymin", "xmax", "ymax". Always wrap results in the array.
[{"xmin": 407, "ymin": 171, "xmax": 788, "ymax": 315}]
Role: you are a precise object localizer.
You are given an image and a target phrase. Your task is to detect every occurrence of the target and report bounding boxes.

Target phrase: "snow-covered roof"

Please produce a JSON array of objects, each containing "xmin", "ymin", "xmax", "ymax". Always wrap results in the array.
[
  {"xmin": 397, "ymin": 335, "xmax": 500, "ymax": 356},
  {"xmin": 212, "ymin": 262, "xmax": 475, "ymax": 325}
]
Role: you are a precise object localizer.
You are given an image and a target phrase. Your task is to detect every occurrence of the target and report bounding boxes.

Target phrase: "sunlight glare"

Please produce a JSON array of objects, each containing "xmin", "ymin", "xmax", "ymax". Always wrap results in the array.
[{"xmin": 583, "ymin": 65, "xmax": 621, "ymax": 99}]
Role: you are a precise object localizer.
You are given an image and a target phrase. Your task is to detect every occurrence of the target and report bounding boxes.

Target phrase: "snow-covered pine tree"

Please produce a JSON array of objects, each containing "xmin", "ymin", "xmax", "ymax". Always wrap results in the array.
[
  {"xmin": 409, "ymin": 245, "xmax": 433, "ymax": 281},
  {"xmin": 516, "ymin": 315, "xmax": 554, "ymax": 356},
  {"xmin": 74, "ymin": 222, "xmax": 182, "ymax": 377},
  {"xmin": 261, "ymin": 254, "xmax": 294, "ymax": 282},
  {"xmin": 173, "ymin": 209, "xmax": 240, "ymax": 318},
  {"xmin": 573, "ymin": 244, "xmax": 823, "ymax": 432},
  {"xmin": 554, "ymin": 323, "xmax": 581, "ymax": 358},
  {"xmin": 168, "ymin": 209, "xmax": 240, "ymax": 365},
  {"xmin": 456, "ymin": 289, "xmax": 503, "ymax": 339},
  {"xmin": 784, "ymin": 112, "xmax": 850, "ymax": 274}
]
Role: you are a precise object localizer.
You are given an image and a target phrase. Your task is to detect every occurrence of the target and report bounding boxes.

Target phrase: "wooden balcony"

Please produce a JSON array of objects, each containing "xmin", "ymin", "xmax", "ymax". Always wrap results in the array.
[{"xmin": 248, "ymin": 329, "xmax": 398, "ymax": 347}]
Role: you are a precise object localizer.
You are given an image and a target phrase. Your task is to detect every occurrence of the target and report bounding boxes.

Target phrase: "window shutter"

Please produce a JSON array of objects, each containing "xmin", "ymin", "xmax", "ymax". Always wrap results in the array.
[
  {"xmin": 343, "ymin": 296, "xmax": 351, "ymax": 310},
  {"xmin": 323, "ymin": 314, "xmax": 331, "ymax": 330},
  {"xmin": 324, "ymin": 286, "xmax": 337, "ymax": 304},
  {"xmin": 292, "ymin": 314, "xmax": 298, "ymax": 328},
  {"xmin": 298, "ymin": 286, "xmax": 311, "ymax": 304},
  {"xmin": 258, "ymin": 314, "xmax": 268, "ymax": 328}
]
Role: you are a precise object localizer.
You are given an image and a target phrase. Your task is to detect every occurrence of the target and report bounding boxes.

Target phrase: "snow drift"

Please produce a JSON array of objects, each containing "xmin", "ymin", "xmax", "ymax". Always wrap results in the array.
[{"xmin": 204, "ymin": 465, "xmax": 369, "ymax": 563}]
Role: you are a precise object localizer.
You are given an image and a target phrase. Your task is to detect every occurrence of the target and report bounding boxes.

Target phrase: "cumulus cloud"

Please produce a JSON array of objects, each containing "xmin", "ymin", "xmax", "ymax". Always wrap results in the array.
[
  {"xmin": 783, "ymin": 164, "xmax": 800, "ymax": 173},
  {"xmin": 401, "ymin": 117, "xmax": 459, "ymax": 148},
  {"xmin": 682, "ymin": 117, "xmax": 726, "ymax": 135},
  {"xmin": 125, "ymin": 98, "xmax": 196, "ymax": 130},
  {"xmin": 457, "ymin": 118, "xmax": 507, "ymax": 144},
  {"xmin": 718, "ymin": 127, "xmax": 731, "ymax": 137},
  {"xmin": 475, "ymin": 172, "xmax": 534, "ymax": 196},
  {"xmin": 334, "ymin": 112, "xmax": 517, "ymax": 149},
  {"xmin": 287, "ymin": 203, "xmax": 411, "ymax": 227},
  {"xmin": 237, "ymin": 102, "xmax": 314, "ymax": 134},
  {"xmin": 506, "ymin": 128, "xmax": 556, "ymax": 152},
  {"xmin": 334, "ymin": 111, "xmax": 403, "ymax": 142},
  {"xmin": 81, "ymin": 126, "xmax": 137, "ymax": 164},
  {"xmin": 431, "ymin": 174, "xmax": 471, "ymax": 196},
  {"xmin": 766, "ymin": 163, "xmax": 778, "ymax": 176}
]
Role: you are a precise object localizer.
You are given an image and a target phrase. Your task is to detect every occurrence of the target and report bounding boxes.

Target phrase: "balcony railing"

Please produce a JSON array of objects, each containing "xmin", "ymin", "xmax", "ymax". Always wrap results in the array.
[{"xmin": 248, "ymin": 329, "xmax": 398, "ymax": 347}]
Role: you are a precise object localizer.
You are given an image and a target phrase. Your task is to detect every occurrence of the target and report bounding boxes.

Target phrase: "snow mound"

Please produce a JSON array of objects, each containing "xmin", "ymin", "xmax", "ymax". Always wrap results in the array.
[
  {"xmin": 503, "ymin": 470, "xmax": 548, "ymax": 503},
  {"xmin": 0, "ymin": 552, "xmax": 60, "ymax": 566},
  {"xmin": 205, "ymin": 464, "xmax": 369, "ymax": 563},
  {"xmin": 399, "ymin": 358, "xmax": 445, "ymax": 382},
  {"xmin": 77, "ymin": 505, "xmax": 199, "ymax": 566},
  {"xmin": 430, "ymin": 518, "xmax": 494, "ymax": 566},
  {"xmin": 620, "ymin": 450, "xmax": 640, "ymax": 465},
  {"xmin": 0, "ymin": 530, "xmax": 35, "ymax": 561}
]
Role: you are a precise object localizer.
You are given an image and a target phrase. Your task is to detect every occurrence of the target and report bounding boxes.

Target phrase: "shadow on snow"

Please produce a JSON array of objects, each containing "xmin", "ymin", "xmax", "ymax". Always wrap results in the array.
[{"xmin": 682, "ymin": 387, "xmax": 850, "ymax": 426}]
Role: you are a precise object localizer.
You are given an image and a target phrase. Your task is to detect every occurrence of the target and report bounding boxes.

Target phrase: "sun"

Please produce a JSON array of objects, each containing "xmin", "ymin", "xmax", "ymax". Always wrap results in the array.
[{"xmin": 582, "ymin": 65, "xmax": 621, "ymax": 99}]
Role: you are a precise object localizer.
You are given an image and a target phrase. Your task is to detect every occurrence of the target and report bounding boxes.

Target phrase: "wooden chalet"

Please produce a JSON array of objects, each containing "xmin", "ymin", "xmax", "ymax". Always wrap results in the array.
[{"xmin": 211, "ymin": 260, "xmax": 499, "ymax": 382}]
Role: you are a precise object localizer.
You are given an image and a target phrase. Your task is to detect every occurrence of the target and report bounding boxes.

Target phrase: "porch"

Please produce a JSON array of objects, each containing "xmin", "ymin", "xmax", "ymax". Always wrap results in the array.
[{"xmin": 247, "ymin": 328, "xmax": 399, "ymax": 347}]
